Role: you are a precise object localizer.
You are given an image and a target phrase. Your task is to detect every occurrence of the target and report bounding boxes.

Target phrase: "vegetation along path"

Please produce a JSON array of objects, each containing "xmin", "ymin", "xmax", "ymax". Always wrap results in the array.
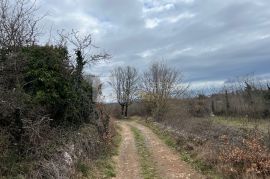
[{"xmin": 114, "ymin": 120, "xmax": 204, "ymax": 179}]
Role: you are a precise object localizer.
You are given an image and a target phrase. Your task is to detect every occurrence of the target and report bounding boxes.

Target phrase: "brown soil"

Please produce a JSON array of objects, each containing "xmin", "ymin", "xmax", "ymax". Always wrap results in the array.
[
  {"xmin": 113, "ymin": 120, "xmax": 204, "ymax": 179},
  {"xmin": 113, "ymin": 121, "xmax": 141, "ymax": 179}
]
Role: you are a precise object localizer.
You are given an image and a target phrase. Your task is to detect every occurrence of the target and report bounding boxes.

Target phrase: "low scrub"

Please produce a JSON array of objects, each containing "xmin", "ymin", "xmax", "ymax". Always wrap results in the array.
[
  {"xmin": 0, "ymin": 121, "xmax": 118, "ymax": 178},
  {"xmin": 137, "ymin": 115, "xmax": 270, "ymax": 179},
  {"xmin": 219, "ymin": 130, "xmax": 270, "ymax": 178}
]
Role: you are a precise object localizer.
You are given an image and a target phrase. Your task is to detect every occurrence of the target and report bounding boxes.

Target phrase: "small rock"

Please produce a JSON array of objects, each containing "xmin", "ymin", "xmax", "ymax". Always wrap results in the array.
[{"xmin": 63, "ymin": 151, "xmax": 73, "ymax": 166}]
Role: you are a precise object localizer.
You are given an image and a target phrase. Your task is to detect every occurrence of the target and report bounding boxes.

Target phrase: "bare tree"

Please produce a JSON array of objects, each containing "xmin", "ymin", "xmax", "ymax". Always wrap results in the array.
[
  {"xmin": 57, "ymin": 30, "xmax": 110, "ymax": 89},
  {"xmin": 0, "ymin": 0, "xmax": 42, "ymax": 52},
  {"xmin": 109, "ymin": 66, "xmax": 138, "ymax": 118},
  {"xmin": 0, "ymin": 0, "xmax": 44, "ymax": 93},
  {"xmin": 58, "ymin": 30, "xmax": 111, "ymax": 62},
  {"xmin": 140, "ymin": 61, "xmax": 186, "ymax": 121},
  {"xmin": 110, "ymin": 67, "xmax": 125, "ymax": 117}
]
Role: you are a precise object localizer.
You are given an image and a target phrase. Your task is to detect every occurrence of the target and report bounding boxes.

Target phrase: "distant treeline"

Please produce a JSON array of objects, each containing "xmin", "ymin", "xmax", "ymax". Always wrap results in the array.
[{"xmin": 188, "ymin": 79, "xmax": 270, "ymax": 119}]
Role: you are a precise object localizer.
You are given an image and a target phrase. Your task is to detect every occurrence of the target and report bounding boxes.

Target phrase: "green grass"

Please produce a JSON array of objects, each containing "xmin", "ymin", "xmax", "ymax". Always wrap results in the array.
[
  {"xmin": 93, "ymin": 157, "xmax": 117, "ymax": 179},
  {"xmin": 76, "ymin": 160, "xmax": 90, "ymax": 177},
  {"xmin": 133, "ymin": 117, "xmax": 222, "ymax": 179},
  {"xmin": 131, "ymin": 126, "xmax": 159, "ymax": 179}
]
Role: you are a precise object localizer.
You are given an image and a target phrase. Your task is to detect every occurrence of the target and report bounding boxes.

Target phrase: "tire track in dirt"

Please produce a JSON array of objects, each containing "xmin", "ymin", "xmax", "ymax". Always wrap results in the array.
[
  {"xmin": 114, "ymin": 120, "xmax": 204, "ymax": 179},
  {"xmin": 113, "ymin": 121, "xmax": 142, "ymax": 179},
  {"xmin": 130, "ymin": 121, "xmax": 205, "ymax": 179}
]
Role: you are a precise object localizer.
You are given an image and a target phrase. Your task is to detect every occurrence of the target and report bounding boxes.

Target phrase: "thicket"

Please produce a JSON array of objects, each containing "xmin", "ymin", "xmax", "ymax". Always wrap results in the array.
[
  {"xmin": 0, "ymin": 0, "xmax": 114, "ymax": 176},
  {"xmin": 0, "ymin": 43, "xmax": 112, "ymax": 177}
]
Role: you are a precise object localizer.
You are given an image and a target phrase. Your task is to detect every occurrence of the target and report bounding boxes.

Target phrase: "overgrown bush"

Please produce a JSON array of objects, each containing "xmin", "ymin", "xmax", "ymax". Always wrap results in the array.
[
  {"xmin": 0, "ymin": 45, "xmax": 111, "ymax": 178},
  {"xmin": 22, "ymin": 46, "xmax": 95, "ymax": 125}
]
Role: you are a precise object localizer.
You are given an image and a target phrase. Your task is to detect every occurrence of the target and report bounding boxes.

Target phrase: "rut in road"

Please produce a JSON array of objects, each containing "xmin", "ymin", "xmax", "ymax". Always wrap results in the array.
[
  {"xmin": 113, "ymin": 121, "xmax": 142, "ymax": 179},
  {"xmin": 114, "ymin": 120, "xmax": 204, "ymax": 179}
]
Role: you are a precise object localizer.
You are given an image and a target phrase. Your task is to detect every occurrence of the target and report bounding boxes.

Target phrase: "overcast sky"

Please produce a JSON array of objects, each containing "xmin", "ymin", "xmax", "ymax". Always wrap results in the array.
[{"xmin": 37, "ymin": 0, "xmax": 270, "ymax": 101}]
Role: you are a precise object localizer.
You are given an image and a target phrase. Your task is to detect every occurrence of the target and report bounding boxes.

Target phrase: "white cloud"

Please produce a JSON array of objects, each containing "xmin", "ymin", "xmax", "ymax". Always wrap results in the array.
[
  {"xmin": 171, "ymin": 47, "xmax": 192, "ymax": 56},
  {"xmin": 144, "ymin": 12, "xmax": 195, "ymax": 29},
  {"xmin": 188, "ymin": 80, "xmax": 225, "ymax": 90},
  {"xmin": 257, "ymin": 34, "xmax": 270, "ymax": 40},
  {"xmin": 36, "ymin": 0, "xmax": 270, "ymax": 98},
  {"xmin": 68, "ymin": 13, "xmax": 100, "ymax": 34},
  {"xmin": 179, "ymin": 0, "xmax": 194, "ymax": 4},
  {"xmin": 143, "ymin": 3, "xmax": 175, "ymax": 13},
  {"xmin": 145, "ymin": 18, "xmax": 161, "ymax": 28},
  {"xmin": 138, "ymin": 49, "xmax": 154, "ymax": 58},
  {"xmin": 167, "ymin": 12, "xmax": 196, "ymax": 23}
]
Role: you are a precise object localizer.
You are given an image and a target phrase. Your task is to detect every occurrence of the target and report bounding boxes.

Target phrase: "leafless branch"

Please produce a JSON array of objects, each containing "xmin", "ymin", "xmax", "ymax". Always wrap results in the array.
[
  {"xmin": 0, "ymin": 0, "xmax": 43, "ymax": 51},
  {"xmin": 109, "ymin": 66, "xmax": 139, "ymax": 117}
]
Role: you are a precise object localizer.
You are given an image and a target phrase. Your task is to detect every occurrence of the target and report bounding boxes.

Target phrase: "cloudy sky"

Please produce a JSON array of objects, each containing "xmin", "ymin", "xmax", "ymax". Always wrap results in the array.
[{"xmin": 36, "ymin": 0, "xmax": 270, "ymax": 100}]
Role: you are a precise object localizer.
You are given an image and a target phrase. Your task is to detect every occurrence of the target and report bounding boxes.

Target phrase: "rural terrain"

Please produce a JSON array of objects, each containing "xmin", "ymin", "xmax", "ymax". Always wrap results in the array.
[
  {"xmin": 1, "ymin": 0, "xmax": 270, "ymax": 179},
  {"xmin": 113, "ymin": 120, "xmax": 203, "ymax": 179}
]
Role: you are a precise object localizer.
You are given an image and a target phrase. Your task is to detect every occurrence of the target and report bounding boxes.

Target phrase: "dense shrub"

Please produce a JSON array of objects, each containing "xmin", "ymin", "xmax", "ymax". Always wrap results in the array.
[
  {"xmin": 23, "ymin": 46, "xmax": 71, "ymax": 106},
  {"xmin": 0, "ymin": 45, "xmax": 111, "ymax": 178},
  {"xmin": 21, "ymin": 46, "xmax": 95, "ymax": 125}
]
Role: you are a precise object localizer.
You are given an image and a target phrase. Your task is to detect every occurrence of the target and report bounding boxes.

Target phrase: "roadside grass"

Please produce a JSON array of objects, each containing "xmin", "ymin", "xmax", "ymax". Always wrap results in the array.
[
  {"xmin": 212, "ymin": 116, "xmax": 270, "ymax": 133},
  {"xmin": 131, "ymin": 116, "xmax": 221, "ymax": 179},
  {"xmin": 86, "ymin": 156, "xmax": 117, "ymax": 179},
  {"xmin": 86, "ymin": 125, "xmax": 122, "ymax": 179},
  {"xmin": 131, "ymin": 126, "xmax": 159, "ymax": 179}
]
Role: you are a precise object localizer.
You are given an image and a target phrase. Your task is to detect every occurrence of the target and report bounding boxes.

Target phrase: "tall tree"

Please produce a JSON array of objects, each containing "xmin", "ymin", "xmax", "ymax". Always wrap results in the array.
[
  {"xmin": 110, "ymin": 66, "xmax": 138, "ymax": 117},
  {"xmin": 141, "ymin": 61, "xmax": 186, "ymax": 121}
]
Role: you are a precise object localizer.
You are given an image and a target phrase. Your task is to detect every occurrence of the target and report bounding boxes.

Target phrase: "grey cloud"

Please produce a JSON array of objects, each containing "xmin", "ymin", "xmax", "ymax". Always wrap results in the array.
[{"xmin": 36, "ymin": 0, "xmax": 270, "ymax": 99}]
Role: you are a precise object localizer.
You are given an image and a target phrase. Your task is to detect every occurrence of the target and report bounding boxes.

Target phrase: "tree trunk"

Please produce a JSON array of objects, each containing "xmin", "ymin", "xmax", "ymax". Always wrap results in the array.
[
  {"xmin": 121, "ymin": 105, "xmax": 124, "ymax": 117},
  {"xmin": 225, "ymin": 90, "xmax": 230, "ymax": 117},
  {"xmin": 211, "ymin": 100, "xmax": 215, "ymax": 114},
  {"xmin": 125, "ymin": 104, "xmax": 128, "ymax": 118}
]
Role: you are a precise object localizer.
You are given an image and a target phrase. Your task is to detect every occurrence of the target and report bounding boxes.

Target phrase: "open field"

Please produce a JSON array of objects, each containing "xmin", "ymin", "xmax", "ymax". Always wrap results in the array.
[
  {"xmin": 212, "ymin": 116, "xmax": 270, "ymax": 133},
  {"xmin": 126, "ymin": 116, "xmax": 270, "ymax": 179}
]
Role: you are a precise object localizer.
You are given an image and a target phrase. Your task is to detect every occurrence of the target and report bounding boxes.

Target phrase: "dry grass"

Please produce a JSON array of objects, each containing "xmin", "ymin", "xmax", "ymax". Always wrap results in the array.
[
  {"xmin": 212, "ymin": 116, "xmax": 270, "ymax": 133},
  {"xmin": 135, "ymin": 113, "xmax": 270, "ymax": 179},
  {"xmin": 0, "ymin": 120, "xmax": 119, "ymax": 179}
]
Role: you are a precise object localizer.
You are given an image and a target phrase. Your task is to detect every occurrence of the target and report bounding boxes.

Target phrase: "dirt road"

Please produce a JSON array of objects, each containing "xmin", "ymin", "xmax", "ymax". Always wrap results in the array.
[
  {"xmin": 113, "ymin": 121, "xmax": 141, "ymax": 179},
  {"xmin": 113, "ymin": 120, "xmax": 204, "ymax": 179}
]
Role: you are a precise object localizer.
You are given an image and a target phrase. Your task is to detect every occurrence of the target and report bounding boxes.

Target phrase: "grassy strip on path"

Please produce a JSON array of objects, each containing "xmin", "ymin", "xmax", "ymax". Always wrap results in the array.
[{"xmin": 130, "ymin": 126, "xmax": 159, "ymax": 179}]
